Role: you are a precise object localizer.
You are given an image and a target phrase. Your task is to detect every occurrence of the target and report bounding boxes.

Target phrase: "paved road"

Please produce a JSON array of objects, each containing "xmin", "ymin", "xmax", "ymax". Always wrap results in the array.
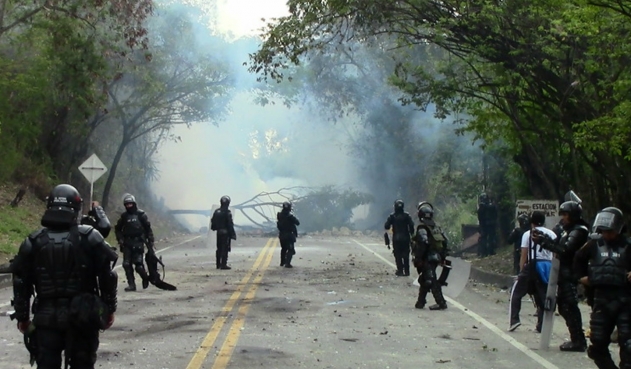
[{"xmin": 0, "ymin": 234, "xmax": 596, "ymax": 368}]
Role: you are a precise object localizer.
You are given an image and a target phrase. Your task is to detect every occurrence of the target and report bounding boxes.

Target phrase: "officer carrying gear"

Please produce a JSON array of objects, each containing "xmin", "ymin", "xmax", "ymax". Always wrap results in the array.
[
  {"xmin": 508, "ymin": 214, "xmax": 530, "ymax": 274},
  {"xmin": 277, "ymin": 201, "xmax": 300, "ymax": 268},
  {"xmin": 574, "ymin": 207, "xmax": 631, "ymax": 369},
  {"xmin": 384, "ymin": 200, "xmax": 415, "ymax": 276},
  {"xmin": 211, "ymin": 196, "xmax": 236, "ymax": 270},
  {"xmin": 412, "ymin": 201, "xmax": 448, "ymax": 310},
  {"xmin": 477, "ymin": 192, "xmax": 498, "ymax": 257},
  {"xmin": 537, "ymin": 200, "xmax": 589, "ymax": 352},
  {"xmin": 80, "ymin": 201, "xmax": 111, "ymax": 238},
  {"xmin": 11, "ymin": 184, "xmax": 118, "ymax": 368},
  {"xmin": 114, "ymin": 194, "xmax": 154, "ymax": 291}
]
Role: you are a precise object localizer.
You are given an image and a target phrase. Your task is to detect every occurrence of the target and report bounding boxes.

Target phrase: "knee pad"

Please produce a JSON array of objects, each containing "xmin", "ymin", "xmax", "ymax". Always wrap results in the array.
[{"xmin": 134, "ymin": 264, "xmax": 146, "ymax": 273}]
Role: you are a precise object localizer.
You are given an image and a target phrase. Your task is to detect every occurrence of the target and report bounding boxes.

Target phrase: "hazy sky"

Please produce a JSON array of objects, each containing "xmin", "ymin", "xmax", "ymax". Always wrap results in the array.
[{"xmin": 215, "ymin": 0, "xmax": 289, "ymax": 37}]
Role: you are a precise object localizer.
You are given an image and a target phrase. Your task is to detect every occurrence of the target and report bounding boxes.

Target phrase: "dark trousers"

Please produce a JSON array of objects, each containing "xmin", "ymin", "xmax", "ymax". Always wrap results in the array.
[
  {"xmin": 416, "ymin": 261, "xmax": 446, "ymax": 306},
  {"xmin": 392, "ymin": 240, "xmax": 410, "ymax": 275},
  {"xmin": 279, "ymin": 239, "xmax": 295, "ymax": 266},
  {"xmin": 557, "ymin": 278, "xmax": 586, "ymax": 344},
  {"xmin": 509, "ymin": 263, "xmax": 546, "ymax": 329},
  {"xmin": 122, "ymin": 244, "xmax": 148, "ymax": 286},
  {"xmin": 588, "ymin": 295, "xmax": 631, "ymax": 369},
  {"xmin": 216, "ymin": 234, "xmax": 230, "ymax": 267},
  {"xmin": 36, "ymin": 326, "xmax": 99, "ymax": 369}
]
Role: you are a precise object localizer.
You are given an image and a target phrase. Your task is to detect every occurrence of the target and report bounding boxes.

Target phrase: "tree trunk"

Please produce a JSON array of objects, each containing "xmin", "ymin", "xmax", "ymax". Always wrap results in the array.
[{"xmin": 101, "ymin": 135, "xmax": 131, "ymax": 210}]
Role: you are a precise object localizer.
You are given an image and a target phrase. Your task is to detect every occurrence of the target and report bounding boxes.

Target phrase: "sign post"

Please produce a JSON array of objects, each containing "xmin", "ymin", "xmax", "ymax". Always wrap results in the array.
[{"xmin": 78, "ymin": 154, "xmax": 108, "ymax": 207}]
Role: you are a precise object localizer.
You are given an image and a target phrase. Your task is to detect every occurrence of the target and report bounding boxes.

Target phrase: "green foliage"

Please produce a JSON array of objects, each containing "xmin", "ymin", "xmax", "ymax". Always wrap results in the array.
[{"xmin": 294, "ymin": 186, "xmax": 373, "ymax": 232}]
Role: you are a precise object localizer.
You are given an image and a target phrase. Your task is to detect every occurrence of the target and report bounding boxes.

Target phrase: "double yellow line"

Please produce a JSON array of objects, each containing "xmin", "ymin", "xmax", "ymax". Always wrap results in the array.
[{"xmin": 186, "ymin": 238, "xmax": 277, "ymax": 369}]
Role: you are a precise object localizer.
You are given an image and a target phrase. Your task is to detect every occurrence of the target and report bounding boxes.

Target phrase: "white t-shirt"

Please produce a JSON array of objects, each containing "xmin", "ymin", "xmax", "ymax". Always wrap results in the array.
[{"xmin": 520, "ymin": 227, "xmax": 555, "ymax": 262}]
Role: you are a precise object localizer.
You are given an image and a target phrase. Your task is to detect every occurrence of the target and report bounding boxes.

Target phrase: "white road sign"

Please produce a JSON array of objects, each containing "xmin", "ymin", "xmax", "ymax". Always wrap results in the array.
[
  {"xmin": 515, "ymin": 199, "xmax": 560, "ymax": 230},
  {"xmin": 79, "ymin": 154, "xmax": 108, "ymax": 184}
]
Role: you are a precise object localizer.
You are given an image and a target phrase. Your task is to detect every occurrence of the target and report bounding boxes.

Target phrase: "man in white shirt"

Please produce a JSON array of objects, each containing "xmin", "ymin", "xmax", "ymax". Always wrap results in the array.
[{"xmin": 508, "ymin": 211, "xmax": 556, "ymax": 332}]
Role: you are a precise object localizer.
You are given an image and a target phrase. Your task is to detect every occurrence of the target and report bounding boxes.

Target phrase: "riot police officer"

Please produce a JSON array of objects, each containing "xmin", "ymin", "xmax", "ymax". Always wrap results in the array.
[
  {"xmin": 80, "ymin": 201, "xmax": 111, "ymax": 238},
  {"xmin": 114, "ymin": 194, "xmax": 154, "ymax": 291},
  {"xmin": 384, "ymin": 200, "xmax": 415, "ymax": 276},
  {"xmin": 508, "ymin": 214, "xmax": 530, "ymax": 274},
  {"xmin": 412, "ymin": 201, "xmax": 448, "ymax": 310},
  {"xmin": 477, "ymin": 192, "xmax": 498, "ymax": 256},
  {"xmin": 574, "ymin": 207, "xmax": 631, "ymax": 369},
  {"xmin": 536, "ymin": 200, "xmax": 588, "ymax": 351},
  {"xmin": 277, "ymin": 201, "xmax": 300, "ymax": 268},
  {"xmin": 11, "ymin": 184, "xmax": 118, "ymax": 368},
  {"xmin": 211, "ymin": 196, "xmax": 236, "ymax": 270}
]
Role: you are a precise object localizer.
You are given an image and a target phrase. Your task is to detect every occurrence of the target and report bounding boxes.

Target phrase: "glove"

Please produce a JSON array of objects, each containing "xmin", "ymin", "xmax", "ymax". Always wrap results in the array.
[
  {"xmin": 17, "ymin": 320, "xmax": 31, "ymax": 334},
  {"xmin": 118, "ymin": 243, "xmax": 124, "ymax": 252},
  {"xmin": 104, "ymin": 314, "xmax": 115, "ymax": 330}
]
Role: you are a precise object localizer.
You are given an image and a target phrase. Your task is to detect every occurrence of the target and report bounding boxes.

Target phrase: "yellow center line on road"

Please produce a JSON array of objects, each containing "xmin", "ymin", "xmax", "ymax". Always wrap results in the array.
[
  {"xmin": 185, "ymin": 238, "xmax": 276, "ymax": 369},
  {"xmin": 211, "ymin": 238, "xmax": 277, "ymax": 369}
]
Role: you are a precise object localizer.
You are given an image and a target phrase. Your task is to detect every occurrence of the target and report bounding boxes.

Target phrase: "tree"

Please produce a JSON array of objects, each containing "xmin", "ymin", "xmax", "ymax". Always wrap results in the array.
[
  {"xmin": 248, "ymin": 0, "xmax": 631, "ymax": 218},
  {"xmin": 98, "ymin": 5, "xmax": 233, "ymax": 209}
]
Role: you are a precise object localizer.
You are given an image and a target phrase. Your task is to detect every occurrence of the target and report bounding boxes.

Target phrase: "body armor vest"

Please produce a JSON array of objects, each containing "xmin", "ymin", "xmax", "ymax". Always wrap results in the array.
[
  {"xmin": 277, "ymin": 212, "xmax": 296, "ymax": 234},
  {"xmin": 32, "ymin": 229, "xmax": 92, "ymax": 300},
  {"xmin": 415, "ymin": 223, "xmax": 445, "ymax": 253},
  {"xmin": 589, "ymin": 240, "xmax": 628, "ymax": 287},
  {"xmin": 390, "ymin": 212, "xmax": 412, "ymax": 242},
  {"xmin": 120, "ymin": 212, "xmax": 144, "ymax": 238}
]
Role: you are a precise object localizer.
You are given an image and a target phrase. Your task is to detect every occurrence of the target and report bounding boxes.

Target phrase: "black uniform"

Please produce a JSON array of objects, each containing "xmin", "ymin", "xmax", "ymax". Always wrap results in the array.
[
  {"xmin": 538, "ymin": 201, "xmax": 589, "ymax": 352},
  {"xmin": 507, "ymin": 214, "xmax": 530, "ymax": 275},
  {"xmin": 477, "ymin": 193, "xmax": 498, "ymax": 257},
  {"xmin": 574, "ymin": 207, "xmax": 631, "ymax": 369},
  {"xmin": 80, "ymin": 205, "xmax": 111, "ymax": 238},
  {"xmin": 384, "ymin": 200, "xmax": 415, "ymax": 276},
  {"xmin": 413, "ymin": 202, "xmax": 448, "ymax": 310},
  {"xmin": 12, "ymin": 184, "xmax": 118, "ymax": 369},
  {"xmin": 277, "ymin": 202, "xmax": 300, "ymax": 268},
  {"xmin": 211, "ymin": 196, "xmax": 236, "ymax": 270},
  {"xmin": 115, "ymin": 195, "xmax": 154, "ymax": 291}
]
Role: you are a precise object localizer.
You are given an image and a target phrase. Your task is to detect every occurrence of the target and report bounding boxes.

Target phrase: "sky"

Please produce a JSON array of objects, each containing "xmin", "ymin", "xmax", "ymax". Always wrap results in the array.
[{"xmin": 215, "ymin": 0, "xmax": 289, "ymax": 37}]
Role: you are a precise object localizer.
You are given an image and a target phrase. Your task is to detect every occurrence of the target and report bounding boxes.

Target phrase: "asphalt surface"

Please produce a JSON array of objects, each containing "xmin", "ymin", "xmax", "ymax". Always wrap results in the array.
[{"xmin": 0, "ymin": 234, "xmax": 597, "ymax": 368}]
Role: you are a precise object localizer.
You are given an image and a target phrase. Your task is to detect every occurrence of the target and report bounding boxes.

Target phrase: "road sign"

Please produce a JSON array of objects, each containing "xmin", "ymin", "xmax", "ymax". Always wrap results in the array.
[
  {"xmin": 515, "ymin": 199, "xmax": 560, "ymax": 230},
  {"xmin": 79, "ymin": 154, "xmax": 107, "ymax": 184},
  {"xmin": 78, "ymin": 154, "xmax": 108, "ymax": 208}
]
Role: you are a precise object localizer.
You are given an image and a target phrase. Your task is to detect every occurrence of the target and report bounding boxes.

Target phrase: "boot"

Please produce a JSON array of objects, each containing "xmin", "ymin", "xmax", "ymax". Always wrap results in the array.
[
  {"xmin": 285, "ymin": 254, "xmax": 293, "ymax": 268},
  {"xmin": 125, "ymin": 282, "xmax": 136, "ymax": 292},
  {"xmin": 216, "ymin": 249, "xmax": 221, "ymax": 269},
  {"xmin": 560, "ymin": 341, "xmax": 586, "ymax": 352},
  {"xmin": 429, "ymin": 303, "xmax": 447, "ymax": 310},
  {"xmin": 403, "ymin": 257, "xmax": 410, "ymax": 276},
  {"xmin": 280, "ymin": 248, "xmax": 286, "ymax": 267},
  {"xmin": 415, "ymin": 299, "xmax": 426, "ymax": 309}
]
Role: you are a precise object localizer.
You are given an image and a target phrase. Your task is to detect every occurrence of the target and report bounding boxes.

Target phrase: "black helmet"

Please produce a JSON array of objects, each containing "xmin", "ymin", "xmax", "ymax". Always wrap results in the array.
[
  {"xmin": 282, "ymin": 201, "xmax": 292, "ymax": 211},
  {"xmin": 517, "ymin": 213, "xmax": 529, "ymax": 228},
  {"xmin": 220, "ymin": 196, "xmax": 231, "ymax": 207},
  {"xmin": 46, "ymin": 184, "xmax": 82, "ymax": 214},
  {"xmin": 417, "ymin": 201, "xmax": 434, "ymax": 219},
  {"xmin": 479, "ymin": 192, "xmax": 489, "ymax": 204},
  {"xmin": 394, "ymin": 200, "xmax": 404, "ymax": 212},
  {"xmin": 123, "ymin": 194, "xmax": 136, "ymax": 206},
  {"xmin": 592, "ymin": 207, "xmax": 625, "ymax": 234},
  {"xmin": 42, "ymin": 184, "xmax": 83, "ymax": 228},
  {"xmin": 559, "ymin": 200, "xmax": 582, "ymax": 221}
]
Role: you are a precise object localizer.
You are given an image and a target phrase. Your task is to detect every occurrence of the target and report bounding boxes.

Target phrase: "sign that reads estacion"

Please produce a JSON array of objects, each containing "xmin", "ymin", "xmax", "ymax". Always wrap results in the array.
[{"xmin": 515, "ymin": 199, "xmax": 560, "ymax": 229}]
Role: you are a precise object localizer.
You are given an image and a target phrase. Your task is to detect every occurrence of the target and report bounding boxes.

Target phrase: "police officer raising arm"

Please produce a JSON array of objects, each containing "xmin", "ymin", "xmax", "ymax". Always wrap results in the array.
[{"xmin": 11, "ymin": 184, "xmax": 117, "ymax": 368}]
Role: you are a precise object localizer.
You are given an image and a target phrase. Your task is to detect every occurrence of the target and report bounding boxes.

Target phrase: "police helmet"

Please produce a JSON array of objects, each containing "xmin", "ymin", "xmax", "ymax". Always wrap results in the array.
[
  {"xmin": 592, "ymin": 207, "xmax": 625, "ymax": 234},
  {"xmin": 46, "ymin": 184, "xmax": 82, "ymax": 216},
  {"xmin": 417, "ymin": 201, "xmax": 434, "ymax": 219},
  {"xmin": 559, "ymin": 201, "xmax": 582, "ymax": 222}
]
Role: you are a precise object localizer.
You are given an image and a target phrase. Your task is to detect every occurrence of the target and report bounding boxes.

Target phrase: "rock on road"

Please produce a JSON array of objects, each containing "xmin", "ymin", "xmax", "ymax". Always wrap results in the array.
[{"xmin": 0, "ymin": 234, "xmax": 595, "ymax": 369}]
